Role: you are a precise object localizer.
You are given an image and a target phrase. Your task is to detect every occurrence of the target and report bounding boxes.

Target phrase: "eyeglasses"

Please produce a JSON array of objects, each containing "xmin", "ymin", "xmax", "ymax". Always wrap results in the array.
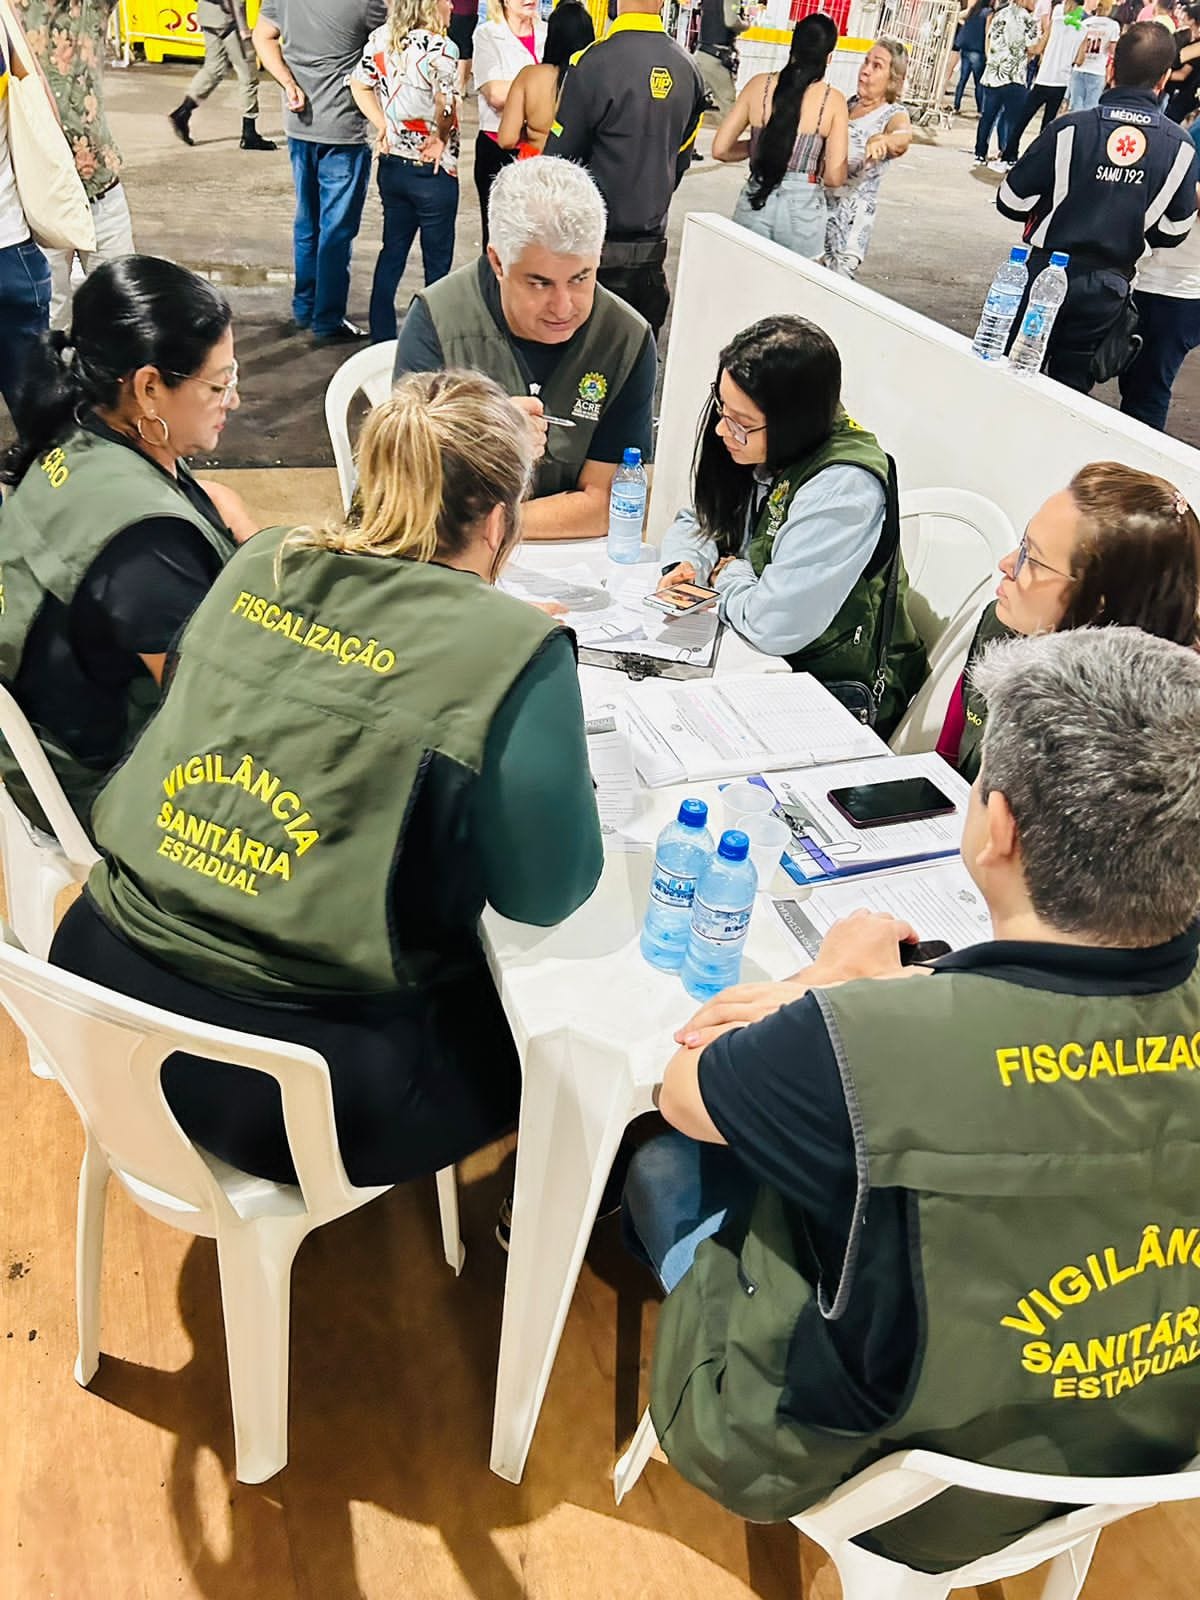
[
  {"xmin": 1012, "ymin": 529, "xmax": 1071, "ymax": 581},
  {"xmin": 165, "ymin": 360, "xmax": 240, "ymax": 407},
  {"xmin": 710, "ymin": 383, "xmax": 767, "ymax": 448}
]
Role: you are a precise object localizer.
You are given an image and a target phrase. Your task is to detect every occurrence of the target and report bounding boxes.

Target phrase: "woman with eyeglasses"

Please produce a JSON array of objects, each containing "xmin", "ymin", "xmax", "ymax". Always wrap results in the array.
[
  {"xmin": 657, "ymin": 314, "xmax": 926, "ymax": 737},
  {"xmin": 938, "ymin": 462, "xmax": 1200, "ymax": 781},
  {"xmin": 0, "ymin": 255, "xmax": 252, "ymax": 834}
]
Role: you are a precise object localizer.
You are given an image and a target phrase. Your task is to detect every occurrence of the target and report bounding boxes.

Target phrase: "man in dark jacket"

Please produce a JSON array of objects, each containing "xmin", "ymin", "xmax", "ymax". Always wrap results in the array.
[
  {"xmin": 997, "ymin": 21, "xmax": 1197, "ymax": 390},
  {"xmin": 545, "ymin": 0, "xmax": 705, "ymax": 336}
]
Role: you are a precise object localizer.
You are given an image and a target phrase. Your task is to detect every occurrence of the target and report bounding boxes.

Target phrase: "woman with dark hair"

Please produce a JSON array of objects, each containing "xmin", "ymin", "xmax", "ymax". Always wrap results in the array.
[
  {"xmin": 0, "ymin": 254, "xmax": 254, "ymax": 833},
  {"xmin": 498, "ymin": 1, "xmax": 595, "ymax": 156},
  {"xmin": 657, "ymin": 314, "xmax": 926, "ymax": 737},
  {"xmin": 712, "ymin": 14, "xmax": 848, "ymax": 261},
  {"xmin": 939, "ymin": 464, "xmax": 1200, "ymax": 780}
]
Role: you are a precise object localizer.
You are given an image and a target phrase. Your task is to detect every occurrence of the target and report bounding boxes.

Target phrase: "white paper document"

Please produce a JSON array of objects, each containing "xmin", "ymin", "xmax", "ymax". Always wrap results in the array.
[
  {"xmin": 773, "ymin": 859, "xmax": 993, "ymax": 961},
  {"xmin": 623, "ymin": 673, "xmax": 890, "ymax": 787},
  {"xmin": 499, "ymin": 563, "xmax": 720, "ymax": 669},
  {"xmin": 764, "ymin": 753, "xmax": 972, "ymax": 884}
]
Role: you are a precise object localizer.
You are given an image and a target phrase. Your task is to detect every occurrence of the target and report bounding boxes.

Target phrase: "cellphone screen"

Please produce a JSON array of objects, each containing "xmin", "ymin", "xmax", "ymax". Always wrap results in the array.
[
  {"xmin": 648, "ymin": 582, "xmax": 720, "ymax": 615},
  {"xmin": 827, "ymin": 777, "xmax": 956, "ymax": 827}
]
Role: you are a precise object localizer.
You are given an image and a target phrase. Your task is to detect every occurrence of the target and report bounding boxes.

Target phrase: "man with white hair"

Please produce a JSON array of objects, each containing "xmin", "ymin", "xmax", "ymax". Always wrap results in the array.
[
  {"xmin": 393, "ymin": 157, "xmax": 656, "ymax": 540},
  {"xmin": 625, "ymin": 625, "xmax": 1200, "ymax": 1570}
]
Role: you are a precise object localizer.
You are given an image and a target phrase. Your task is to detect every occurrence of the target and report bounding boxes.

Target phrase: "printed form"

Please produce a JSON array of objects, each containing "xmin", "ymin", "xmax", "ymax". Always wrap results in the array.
[{"xmin": 773, "ymin": 860, "xmax": 993, "ymax": 961}]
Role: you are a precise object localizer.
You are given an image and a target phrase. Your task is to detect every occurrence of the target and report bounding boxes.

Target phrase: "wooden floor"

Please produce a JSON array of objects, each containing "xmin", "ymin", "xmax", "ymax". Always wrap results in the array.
[{"xmin": 3, "ymin": 478, "xmax": 1199, "ymax": 1596}]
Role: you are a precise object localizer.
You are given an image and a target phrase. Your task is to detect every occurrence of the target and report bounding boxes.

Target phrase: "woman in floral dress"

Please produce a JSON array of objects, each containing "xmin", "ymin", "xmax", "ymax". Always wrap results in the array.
[{"xmin": 824, "ymin": 39, "xmax": 913, "ymax": 279}]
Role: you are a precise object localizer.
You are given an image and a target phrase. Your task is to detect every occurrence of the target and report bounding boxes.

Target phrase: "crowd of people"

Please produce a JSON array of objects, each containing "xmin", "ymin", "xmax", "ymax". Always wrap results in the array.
[{"xmin": 5, "ymin": 0, "xmax": 1200, "ymax": 1579}]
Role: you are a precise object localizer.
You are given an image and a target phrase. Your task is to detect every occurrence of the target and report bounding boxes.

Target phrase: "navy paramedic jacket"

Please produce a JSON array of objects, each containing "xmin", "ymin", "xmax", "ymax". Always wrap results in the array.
[{"xmin": 996, "ymin": 87, "xmax": 1198, "ymax": 277}]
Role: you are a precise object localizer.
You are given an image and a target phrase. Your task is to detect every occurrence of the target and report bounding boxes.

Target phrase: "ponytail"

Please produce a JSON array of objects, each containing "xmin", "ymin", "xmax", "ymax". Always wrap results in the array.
[
  {"xmin": 279, "ymin": 370, "xmax": 534, "ymax": 576},
  {"xmin": 1, "ymin": 255, "xmax": 231, "ymax": 488},
  {"xmin": 747, "ymin": 13, "xmax": 838, "ymax": 210}
]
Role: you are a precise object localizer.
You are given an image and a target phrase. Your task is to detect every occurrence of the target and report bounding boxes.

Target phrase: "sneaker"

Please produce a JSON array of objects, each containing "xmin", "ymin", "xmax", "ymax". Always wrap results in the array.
[
  {"xmin": 312, "ymin": 318, "xmax": 368, "ymax": 344},
  {"xmin": 496, "ymin": 1195, "xmax": 512, "ymax": 1252},
  {"xmin": 988, "ymin": 159, "xmax": 1013, "ymax": 174}
]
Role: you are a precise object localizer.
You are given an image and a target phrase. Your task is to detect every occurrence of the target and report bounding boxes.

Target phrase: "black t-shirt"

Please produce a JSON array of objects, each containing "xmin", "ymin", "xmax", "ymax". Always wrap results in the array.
[
  {"xmin": 14, "ymin": 418, "xmax": 235, "ymax": 771},
  {"xmin": 696, "ymin": 924, "xmax": 1200, "ymax": 1429},
  {"xmin": 393, "ymin": 259, "xmax": 657, "ymax": 467},
  {"xmin": 1167, "ymin": 32, "xmax": 1199, "ymax": 124}
]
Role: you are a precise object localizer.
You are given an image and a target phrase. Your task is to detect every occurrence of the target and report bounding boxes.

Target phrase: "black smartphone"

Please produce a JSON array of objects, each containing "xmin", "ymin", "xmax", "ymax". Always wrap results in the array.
[
  {"xmin": 827, "ymin": 776, "xmax": 957, "ymax": 829},
  {"xmin": 900, "ymin": 939, "xmax": 952, "ymax": 967}
]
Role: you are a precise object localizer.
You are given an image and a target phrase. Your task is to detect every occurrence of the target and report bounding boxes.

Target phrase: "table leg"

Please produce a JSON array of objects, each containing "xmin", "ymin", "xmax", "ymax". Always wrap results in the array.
[{"xmin": 489, "ymin": 1026, "xmax": 648, "ymax": 1483}]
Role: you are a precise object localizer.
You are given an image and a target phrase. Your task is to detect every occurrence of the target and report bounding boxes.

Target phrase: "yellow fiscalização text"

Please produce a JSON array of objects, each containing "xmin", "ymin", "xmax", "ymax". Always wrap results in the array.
[
  {"xmin": 995, "ymin": 1033, "xmax": 1200, "ymax": 1087},
  {"xmin": 230, "ymin": 590, "xmax": 395, "ymax": 674}
]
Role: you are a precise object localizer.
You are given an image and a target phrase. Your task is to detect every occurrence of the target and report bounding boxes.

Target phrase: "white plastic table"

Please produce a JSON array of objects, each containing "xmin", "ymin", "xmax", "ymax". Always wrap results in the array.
[
  {"xmin": 482, "ymin": 778, "xmax": 805, "ymax": 1484},
  {"xmin": 482, "ymin": 538, "xmax": 864, "ymax": 1482}
]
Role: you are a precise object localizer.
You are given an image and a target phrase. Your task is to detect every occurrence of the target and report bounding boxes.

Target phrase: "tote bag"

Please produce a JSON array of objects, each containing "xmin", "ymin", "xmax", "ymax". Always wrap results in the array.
[{"xmin": 0, "ymin": 0, "xmax": 95, "ymax": 252}]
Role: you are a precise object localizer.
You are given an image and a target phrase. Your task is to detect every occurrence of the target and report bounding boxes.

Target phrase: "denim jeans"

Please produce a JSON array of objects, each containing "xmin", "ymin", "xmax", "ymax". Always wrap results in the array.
[
  {"xmin": 975, "ymin": 81, "xmax": 1027, "ymax": 160},
  {"xmin": 621, "ymin": 1129, "xmax": 758, "ymax": 1293},
  {"xmin": 1119, "ymin": 290, "xmax": 1200, "ymax": 431},
  {"xmin": 369, "ymin": 155, "xmax": 459, "ymax": 342},
  {"xmin": 0, "ymin": 237, "xmax": 51, "ymax": 421},
  {"xmin": 288, "ymin": 139, "xmax": 372, "ymax": 335},
  {"xmin": 1069, "ymin": 70, "xmax": 1104, "ymax": 112},
  {"xmin": 955, "ymin": 49, "xmax": 984, "ymax": 112}
]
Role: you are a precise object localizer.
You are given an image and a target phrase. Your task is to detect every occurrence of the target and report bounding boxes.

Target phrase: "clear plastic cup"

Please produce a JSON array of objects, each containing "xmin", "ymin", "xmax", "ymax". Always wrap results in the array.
[
  {"xmin": 737, "ymin": 814, "xmax": 790, "ymax": 893},
  {"xmin": 721, "ymin": 779, "xmax": 776, "ymax": 831}
]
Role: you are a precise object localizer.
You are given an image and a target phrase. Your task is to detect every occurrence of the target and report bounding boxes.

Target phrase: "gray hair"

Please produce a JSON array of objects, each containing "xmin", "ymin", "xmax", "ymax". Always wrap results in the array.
[
  {"xmin": 487, "ymin": 157, "xmax": 607, "ymax": 270},
  {"xmin": 974, "ymin": 627, "xmax": 1200, "ymax": 946}
]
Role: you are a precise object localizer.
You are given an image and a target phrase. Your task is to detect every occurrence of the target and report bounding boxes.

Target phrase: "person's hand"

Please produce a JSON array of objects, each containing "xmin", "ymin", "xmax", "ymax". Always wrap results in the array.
[
  {"xmin": 420, "ymin": 134, "xmax": 447, "ymax": 171},
  {"xmin": 511, "ymin": 395, "xmax": 548, "ymax": 460},
  {"xmin": 285, "ymin": 80, "xmax": 306, "ymax": 113},
  {"xmin": 656, "ymin": 561, "xmax": 698, "ymax": 592},
  {"xmin": 811, "ymin": 909, "xmax": 919, "ymax": 984},
  {"xmin": 864, "ymin": 133, "xmax": 889, "ymax": 163},
  {"xmin": 674, "ymin": 975, "xmax": 813, "ymax": 1049},
  {"xmin": 711, "ymin": 555, "xmax": 736, "ymax": 581}
]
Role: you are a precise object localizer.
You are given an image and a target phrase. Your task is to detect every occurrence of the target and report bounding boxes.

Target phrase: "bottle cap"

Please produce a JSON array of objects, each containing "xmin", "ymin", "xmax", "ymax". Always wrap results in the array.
[
  {"xmin": 1010, "ymin": 245, "xmax": 1030, "ymax": 261},
  {"xmin": 677, "ymin": 799, "xmax": 709, "ymax": 829},
  {"xmin": 718, "ymin": 829, "xmax": 750, "ymax": 862},
  {"xmin": 1049, "ymin": 251, "xmax": 1070, "ymax": 267},
  {"xmin": 622, "ymin": 447, "xmax": 642, "ymax": 467}
]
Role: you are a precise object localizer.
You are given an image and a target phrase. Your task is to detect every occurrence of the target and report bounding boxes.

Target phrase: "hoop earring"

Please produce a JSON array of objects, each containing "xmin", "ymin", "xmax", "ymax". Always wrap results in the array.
[{"xmin": 136, "ymin": 414, "xmax": 170, "ymax": 447}]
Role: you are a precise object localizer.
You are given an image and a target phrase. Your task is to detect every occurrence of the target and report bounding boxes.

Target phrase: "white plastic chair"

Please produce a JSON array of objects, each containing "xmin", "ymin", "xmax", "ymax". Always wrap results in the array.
[
  {"xmin": 898, "ymin": 487, "xmax": 1016, "ymax": 658},
  {"xmin": 324, "ymin": 340, "xmax": 399, "ymax": 511},
  {"xmin": 614, "ymin": 1409, "xmax": 1200, "ymax": 1599},
  {"xmin": 889, "ymin": 591, "xmax": 988, "ymax": 757},
  {"xmin": 0, "ymin": 928, "xmax": 464, "ymax": 1483},
  {"xmin": 0, "ymin": 683, "xmax": 99, "ymax": 961}
]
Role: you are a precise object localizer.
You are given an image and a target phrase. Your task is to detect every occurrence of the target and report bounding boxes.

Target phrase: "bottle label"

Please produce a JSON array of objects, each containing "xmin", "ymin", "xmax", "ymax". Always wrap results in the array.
[
  {"xmin": 610, "ymin": 491, "xmax": 645, "ymax": 520},
  {"xmin": 650, "ymin": 866, "xmax": 698, "ymax": 910},
  {"xmin": 689, "ymin": 896, "xmax": 751, "ymax": 945},
  {"xmin": 984, "ymin": 288, "xmax": 1021, "ymax": 317},
  {"xmin": 1021, "ymin": 306, "xmax": 1048, "ymax": 340}
]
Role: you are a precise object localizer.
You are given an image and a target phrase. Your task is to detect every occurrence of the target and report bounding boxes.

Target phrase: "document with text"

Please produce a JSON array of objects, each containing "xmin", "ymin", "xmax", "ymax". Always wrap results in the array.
[{"xmin": 773, "ymin": 859, "xmax": 992, "ymax": 961}]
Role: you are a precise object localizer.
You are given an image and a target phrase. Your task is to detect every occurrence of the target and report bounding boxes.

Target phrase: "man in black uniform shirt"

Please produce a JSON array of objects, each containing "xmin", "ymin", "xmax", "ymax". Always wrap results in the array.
[
  {"xmin": 545, "ymin": 0, "xmax": 706, "ymax": 337},
  {"xmin": 694, "ymin": 0, "xmax": 745, "ymax": 122},
  {"xmin": 998, "ymin": 21, "xmax": 1197, "ymax": 392}
]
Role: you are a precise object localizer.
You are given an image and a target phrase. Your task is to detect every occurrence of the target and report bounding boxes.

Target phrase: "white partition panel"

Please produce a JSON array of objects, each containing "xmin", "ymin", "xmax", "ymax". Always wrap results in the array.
[{"xmin": 649, "ymin": 215, "xmax": 1200, "ymax": 542}]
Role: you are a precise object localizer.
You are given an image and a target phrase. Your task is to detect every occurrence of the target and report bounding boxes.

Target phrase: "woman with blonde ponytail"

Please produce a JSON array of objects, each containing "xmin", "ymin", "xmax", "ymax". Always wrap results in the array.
[{"xmin": 51, "ymin": 370, "xmax": 604, "ymax": 1188}]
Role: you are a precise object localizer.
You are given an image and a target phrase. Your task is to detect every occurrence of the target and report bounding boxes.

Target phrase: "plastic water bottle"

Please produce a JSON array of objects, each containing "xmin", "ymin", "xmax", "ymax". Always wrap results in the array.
[
  {"xmin": 606, "ymin": 447, "xmax": 647, "ymax": 564},
  {"xmin": 971, "ymin": 245, "xmax": 1031, "ymax": 362},
  {"xmin": 1009, "ymin": 252, "xmax": 1071, "ymax": 375},
  {"xmin": 680, "ymin": 830, "xmax": 758, "ymax": 1001},
  {"xmin": 640, "ymin": 799, "xmax": 716, "ymax": 971}
]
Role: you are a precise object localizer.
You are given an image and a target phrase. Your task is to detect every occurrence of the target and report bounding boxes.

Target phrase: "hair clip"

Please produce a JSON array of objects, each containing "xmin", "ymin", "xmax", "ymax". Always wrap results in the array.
[{"xmin": 1175, "ymin": 491, "xmax": 1190, "ymax": 517}]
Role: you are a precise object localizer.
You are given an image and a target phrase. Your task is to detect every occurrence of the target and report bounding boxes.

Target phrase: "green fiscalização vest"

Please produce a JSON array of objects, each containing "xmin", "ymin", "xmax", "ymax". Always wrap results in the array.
[
  {"xmin": 650, "ymin": 963, "xmax": 1200, "ymax": 1572},
  {"xmin": 746, "ymin": 415, "xmax": 926, "ymax": 740},
  {"xmin": 0, "ymin": 428, "xmax": 232, "ymax": 833},
  {"xmin": 417, "ymin": 262, "xmax": 649, "ymax": 499},
  {"xmin": 87, "ymin": 530, "xmax": 561, "ymax": 997},
  {"xmin": 957, "ymin": 602, "xmax": 1017, "ymax": 782}
]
